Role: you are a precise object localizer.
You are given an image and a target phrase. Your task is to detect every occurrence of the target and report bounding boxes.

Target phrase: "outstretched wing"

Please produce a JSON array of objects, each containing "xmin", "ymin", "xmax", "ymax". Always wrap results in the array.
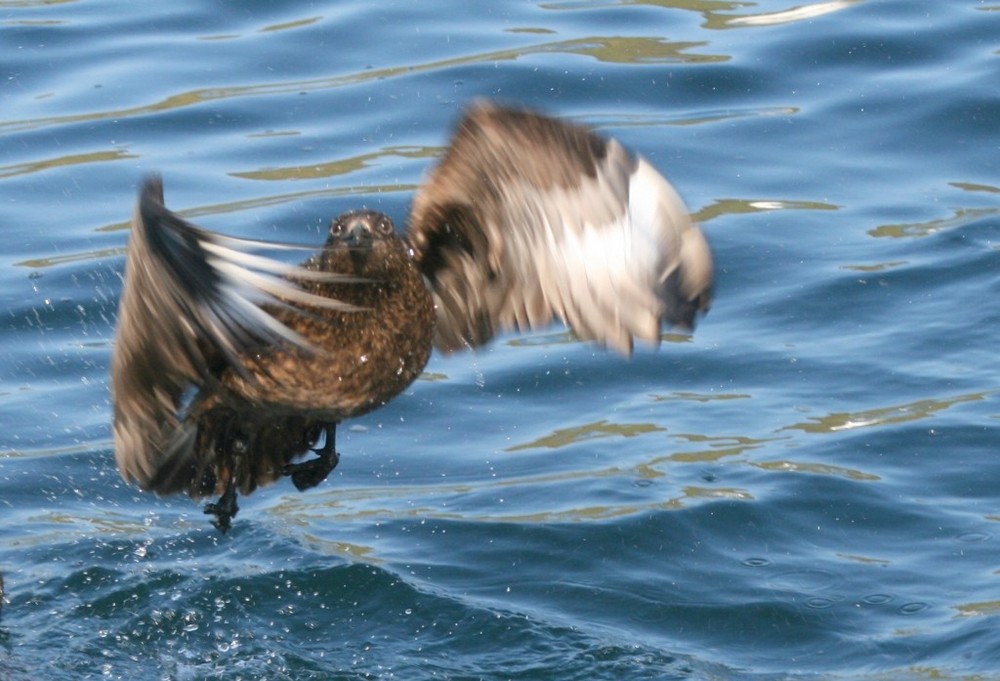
[
  {"xmin": 111, "ymin": 177, "xmax": 356, "ymax": 491},
  {"xmin": 407, "ymin": 102, "xmax": 713, "ymax": 355}
]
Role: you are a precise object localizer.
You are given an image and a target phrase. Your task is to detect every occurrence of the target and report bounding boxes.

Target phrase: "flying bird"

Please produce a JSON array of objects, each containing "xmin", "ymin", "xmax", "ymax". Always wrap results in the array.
[{"xmin": 111, "ymin": 102, "xmax": 713, "ymax": 531}]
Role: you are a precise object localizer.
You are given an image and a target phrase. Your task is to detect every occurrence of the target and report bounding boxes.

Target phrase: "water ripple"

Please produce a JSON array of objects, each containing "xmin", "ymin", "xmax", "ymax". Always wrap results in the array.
[{"xmin": 0, "ymin": 35, "xmax": 726, "ymax": 138}]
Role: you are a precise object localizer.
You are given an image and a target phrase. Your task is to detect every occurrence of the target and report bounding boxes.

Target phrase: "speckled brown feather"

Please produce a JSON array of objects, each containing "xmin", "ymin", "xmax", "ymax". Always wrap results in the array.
[{"xmin": 114, "ymin": 202, "xmax": 435, "ymax": 500}]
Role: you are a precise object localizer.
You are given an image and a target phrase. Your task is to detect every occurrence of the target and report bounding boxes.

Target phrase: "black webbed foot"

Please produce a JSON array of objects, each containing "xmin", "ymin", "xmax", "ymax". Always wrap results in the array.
[
  {"xmin": 284, "ymin": 424, "xmax": 339, "ymax": 491},
  {"xmin": 203, "ymin": 480, "xmax": 239, "ymax": 532}
]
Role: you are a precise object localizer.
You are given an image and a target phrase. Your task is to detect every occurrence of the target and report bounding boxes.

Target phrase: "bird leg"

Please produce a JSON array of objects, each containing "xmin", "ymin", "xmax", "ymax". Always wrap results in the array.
[
  {"xmin": 284, "ymin": 423, "xmax": 340, "ymax": 491},
  {"xmin": 203, "ymin": 478, "xmax": 239, "ymax": 533},
  {"xmin": 202, "ymin": 428, "xmax": 246, "ymax": 533}
]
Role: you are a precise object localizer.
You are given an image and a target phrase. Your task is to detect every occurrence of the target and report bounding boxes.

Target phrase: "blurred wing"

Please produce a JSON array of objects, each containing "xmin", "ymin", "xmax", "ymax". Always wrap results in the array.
[
  {"xmin": 408, "ymin": 102, "xmax": 713, "ymax": 355},
  {"xmin": 111, "ymin": 176, "xmax": 357, "ymax": 490}
]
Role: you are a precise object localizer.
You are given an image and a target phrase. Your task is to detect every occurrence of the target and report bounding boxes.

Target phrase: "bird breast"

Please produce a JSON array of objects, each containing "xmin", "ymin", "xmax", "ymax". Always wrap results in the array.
[{"xmin": 224, "ymin": 248, "xmax": 437, "ymax": 420}]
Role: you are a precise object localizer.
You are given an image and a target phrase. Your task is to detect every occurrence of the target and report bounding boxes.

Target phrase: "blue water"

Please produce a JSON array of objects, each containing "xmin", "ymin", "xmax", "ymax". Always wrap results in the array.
[{"xmin": 2, "ymin": 0, "xmax": 999, "ymax": 678}]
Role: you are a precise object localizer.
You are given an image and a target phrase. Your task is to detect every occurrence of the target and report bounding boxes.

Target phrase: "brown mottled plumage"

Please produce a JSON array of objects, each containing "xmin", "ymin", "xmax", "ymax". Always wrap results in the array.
[{"xmin": 111, "ymin": 101, "xmax": 713, "ymax": 531}]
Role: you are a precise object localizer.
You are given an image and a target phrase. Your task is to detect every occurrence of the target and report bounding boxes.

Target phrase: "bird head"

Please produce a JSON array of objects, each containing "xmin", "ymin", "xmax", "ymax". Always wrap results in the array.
[{"xmin": 326, "ymin": 210, "xmax": 400, "ymax": 275}]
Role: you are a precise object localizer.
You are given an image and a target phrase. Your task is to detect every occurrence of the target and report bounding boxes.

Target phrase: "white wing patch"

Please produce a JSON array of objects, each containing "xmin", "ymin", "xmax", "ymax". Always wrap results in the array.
[
  {"xmin": 632, "ymin": 157, "xmax": 713, "ymax": 317},
  {"xmin": 507, "ymin": 152, "xmax": 702, "ymax": 354}
]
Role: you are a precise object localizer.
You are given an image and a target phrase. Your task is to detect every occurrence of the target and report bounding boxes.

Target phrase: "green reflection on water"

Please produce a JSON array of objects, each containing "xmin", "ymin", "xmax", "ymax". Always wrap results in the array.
[
  {"xmin": 752, "ymin": 460, "xmax": 880, "ymax": 481},
  {"xmin": 666, "ymin": 433, "xmax": 775, "ymax": 463},
  {"xmin": 232, "ymin": 146, "xmax": 440, "ymax": 181},
  {"xmin": 836, "ymin": 552, "xmax": 891, "ymax": 565},
  {"xmin": 506, "ymin": 27, "xmax": 557, "ymax": 35},
  {"xmin": 840, "ymin": 260, "xmax": 908, "ymax": 273},
  {"xmin": 506, "ymin": 419, "xmax": 666, "ymax": 452},
  {"xmin": 954, "ymin": 600, "xmax": 1000, "ymax": 617},
  {"xmin": 245, "ymin": 130, "xmax": 301, "ymax": 139},
  {"xmin": 0, "ymin": 0, "xmax": 76, "ymax": 8},
  {"xmin": 260, "ymin": 16, "xmax": 321, "ymax": 33},
  {"xmin": 650, "ymin": 391, "xmax": 751, "ymax": 403},
  {"xmin": 550, "ymin": 36, "xmax": 725, "ymax": 63},
  {"xmin": 0, "ymin": 149, "xmax": 137, "ymax": 179},
  {"xmin": 868, "ymin": 207, "xmax": 998, "ymax": 239},
  {"xmin": 782, "ymin": 393, "xmax": 988, "ymax": 434},
  {"xmin": 692, "ymin": 197, "xmax": 838, "ymax": 223},
  {"xmin": 951, "ymin": 181, "xmax": 1000, "ymax": 195}
]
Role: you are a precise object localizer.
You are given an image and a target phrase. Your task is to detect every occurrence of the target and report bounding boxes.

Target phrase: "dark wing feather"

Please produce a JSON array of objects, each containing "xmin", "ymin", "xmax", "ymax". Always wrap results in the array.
[
  {"xmin": 408, "ymin": 102, "xmax": 713, "ymax": 355},
  {"xmin": 111, "ymin": 177, "xmax": 357, "ymax": 491}
]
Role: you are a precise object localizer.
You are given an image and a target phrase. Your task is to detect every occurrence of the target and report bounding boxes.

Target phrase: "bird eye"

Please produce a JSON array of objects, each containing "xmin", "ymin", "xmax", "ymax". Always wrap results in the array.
[
  {"xmin": 376, "ymin": 218, "xmax": 394, "ymax": 236},
  {"xmin": 329, "ymin": 219, "xmax": 346, "ymax": 237}
]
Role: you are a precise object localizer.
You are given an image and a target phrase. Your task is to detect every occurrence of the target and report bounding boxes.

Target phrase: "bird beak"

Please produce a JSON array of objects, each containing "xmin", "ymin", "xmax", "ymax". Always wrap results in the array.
[
  {"xmin": 345, "ymin": 224, "xmax": 372, "ymax": 250},
  {"xmin": 346, "ymin": 225, "xmax": 372, "ymax": 272}
]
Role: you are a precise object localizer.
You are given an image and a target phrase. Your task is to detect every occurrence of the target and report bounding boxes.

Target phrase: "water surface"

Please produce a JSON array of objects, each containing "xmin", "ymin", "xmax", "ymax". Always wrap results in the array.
[{"xmin": 1, "ymin": 0, "xmax": 999, "ymax": 678}]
